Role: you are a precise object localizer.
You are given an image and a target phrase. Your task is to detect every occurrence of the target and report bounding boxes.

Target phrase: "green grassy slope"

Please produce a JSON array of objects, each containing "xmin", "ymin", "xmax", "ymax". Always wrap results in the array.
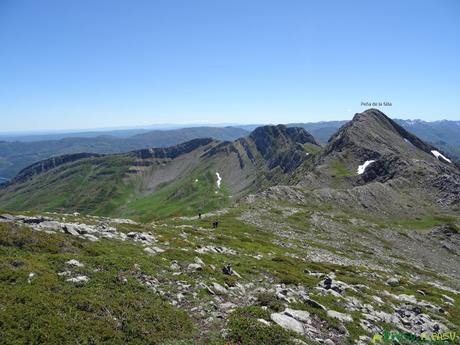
[
  {"xmin": 0, "ymin": 155, "xmax": 134, "ymax": 215},
  {"xmin": 0, "ymin": 222, "xmax": 195, "ymax": 345},
  {"xmin": 0, "ymin": 154, "xmax": 231, "ymax": 222},
  {"xmin": 1, "ymin": 202, "xmax": 459, "ymax": 344},
  {"xmin": 122, "ymin": 169, "xmax": 230, "ymax": 222}
]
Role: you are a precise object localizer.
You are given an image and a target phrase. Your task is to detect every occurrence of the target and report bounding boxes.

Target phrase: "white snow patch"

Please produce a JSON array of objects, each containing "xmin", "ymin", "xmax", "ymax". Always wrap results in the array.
[
  {"xmin": 431, "ymin": 150, "xmax": 451, "ymax": 163},
  {"xmin": 215, "ymin": 172, "xmax": 222, "ymax": 188},
  {"xmin": 357, "ymin": 160, "xmax": 375, "ymax": 175}
]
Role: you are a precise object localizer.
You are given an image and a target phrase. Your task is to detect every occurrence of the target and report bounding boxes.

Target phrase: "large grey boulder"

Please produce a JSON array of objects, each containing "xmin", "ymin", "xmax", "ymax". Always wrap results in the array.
[
  {"xmin": 327, "ymin": 310, "xmax": 353, "ymax": 322},
  {"xmin": 270, "ymin": 312, "xmax": 304, "ymax": 335}
]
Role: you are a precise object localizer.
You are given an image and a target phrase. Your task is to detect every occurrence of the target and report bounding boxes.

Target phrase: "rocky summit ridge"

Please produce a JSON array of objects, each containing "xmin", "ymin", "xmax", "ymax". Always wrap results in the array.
[{"xmin": 305, "ymin": 109, "xmax": 460, "ymax": 207}]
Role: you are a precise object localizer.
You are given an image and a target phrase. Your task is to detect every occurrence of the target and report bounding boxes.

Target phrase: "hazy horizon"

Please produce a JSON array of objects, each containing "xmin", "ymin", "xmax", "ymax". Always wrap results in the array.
[{"xmin": 1, "ymin": 114, "xmax": 459, "ymax": 137}]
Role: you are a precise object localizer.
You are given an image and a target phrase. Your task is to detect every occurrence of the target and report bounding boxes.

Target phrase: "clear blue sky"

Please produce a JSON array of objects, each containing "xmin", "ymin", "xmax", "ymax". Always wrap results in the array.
[{"xmin": 0, "ymin": 0, "xmax": 459, "ymax": 132}]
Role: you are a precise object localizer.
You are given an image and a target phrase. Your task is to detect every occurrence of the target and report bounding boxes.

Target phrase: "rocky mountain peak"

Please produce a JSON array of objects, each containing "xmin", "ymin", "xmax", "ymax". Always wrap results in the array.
[
  {"xmin": 249, "ymin": 125, "xmax": 318, "ymax": 159},
  {"xmin": 326, "ymin": 109, "xmax": 449, "ymax": 161},
  {"xmin": 317, "ymin": 109, "xmax": 460, "ymax": 205}
]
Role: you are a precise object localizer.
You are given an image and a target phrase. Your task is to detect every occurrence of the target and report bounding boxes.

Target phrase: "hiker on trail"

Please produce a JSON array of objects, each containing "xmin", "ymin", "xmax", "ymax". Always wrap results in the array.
[
  {"xmin": 198, "ymin": 213, "xmax": 201, "ymax": 220},
  {"xmin": 212, "ymin": 219, "xmax": 219, "ymax": 229}
]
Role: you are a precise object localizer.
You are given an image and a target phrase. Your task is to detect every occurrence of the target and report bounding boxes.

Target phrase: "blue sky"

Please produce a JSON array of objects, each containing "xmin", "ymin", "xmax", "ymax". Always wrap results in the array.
[{"xmin": 0, "ymin": 0, "xmax": 459, "ymax": 132}]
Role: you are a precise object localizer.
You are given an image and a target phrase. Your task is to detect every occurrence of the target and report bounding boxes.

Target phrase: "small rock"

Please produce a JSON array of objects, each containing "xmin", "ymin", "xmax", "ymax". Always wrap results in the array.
[
  {"xmin": 170, "ymin": 261, "xmax": 180, "ymax": 271},
  {"xmin": 257, "ymin": 318, "xmax": 271, "ymax": 326},
  {"xmin": 188, "ymin": 263, "xmax": 202, "ymax": 271},
  {"xmin": 66, "ymin": 259, "xmax": 84, "ymax": 267},
  {"xmin": 58, "ymin": 271, "xmax": 71, "ymax": 277},
  {"xmin": 144, "ymin": 246, "xmax": 164, "ymax": 255},
  {"xmin": 323, "ymin": 277, "xmax": 333, "ymax": 288},
  {"xmin": 324, "ymin": 339, "xmax": 335, "ymax": 345},
  {"xmin": 327, "ymin": 310, "xmax": 353, "ymax": 322},
  {"xmin": 220, "ymin": 302, "xmax": 236, "ymax": 310},
  {"xmin": 303, "ymin": 296, "xmax": 326, "ymax": 310},
  {"xmin": 64, "ymin": 224, "xmax": 80, "ymax": 236},
  {"xmin": 194, "ymin": 257, "xmax": 205, "ymax": 266},
  {"xmin": 232, "ymin": 269, "xmax": 242, "ymax": 278},
  {"xmin": 66, "ymin": 275, "xmax": 89, "ymax": 283},
  {"xmin": 212, "ymin": 282, "xmax": 228, "ymax": 295},
  {"xmin": 442, "ymin": 294, "xmax": 454, "ymax": 304},
  {"xmin": 27, "ymin": 272, "xmax": 35, "ymax": 283},
  {"xmin": 84, "ymin": 234, "xmax": 99, "ymax": 241},
  {"xmin": 386, "ymin": 277, "xmax": 400, "ymax": 287},
  {"xmin": 222, "ymin": 264, "xmax": 233, "ymax": 275},
  {"xmin": 0, "ymin": 214, "xmax": 15, "ymax": 221}
]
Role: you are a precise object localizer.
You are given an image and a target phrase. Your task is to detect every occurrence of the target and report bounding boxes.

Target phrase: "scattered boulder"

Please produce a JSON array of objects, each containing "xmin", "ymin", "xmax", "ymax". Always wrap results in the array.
[
  {"xmin": 284, "ymin": 308, "xmax": 311, "ymax": 323},
  {"xmin": 64, "ymin": 224, "xmax": 80, "ymax": 236},
  {"xmin": 212, "ymin": 282, "xmax": 228, "ymax": 295},
  {"xmin": 58, "ymin": 271, "xmax": 71, "ymax": 277},
  {"xmin": 170, "ymin": 261, "xmax": 180, "ymax": 271},
  {"xmin": 194, "ymin": 257, "xmax": 205, "ymax": 266},
  {"xmin": 27, "ymin": 272, "xmax": 35, "ymax": 284},
  {"xmin": 442, "ymin": 294, "xmax": 454, "ymax": 304},
  {"xmin": 386, "ymin": 277, "xmax": 400, "ymax": 287},
  {"xmin": 66, "ymin": 275, "xmax": 89, "ymax": 283},
  {"xmin": 327, "ymin": 310, "xmax": 353, "ymax": 322},
  {"xmin": 257, "ymin": 318, "xmax": 271, "ymax": 326},
  {"xmin": 270, "ymin": 312, "xmax": 304, "ymax": 335},
  {"xmin": 144, "ymin": 246, "xmax": 165, "ymax": 255},
  {"xmin": 66, "ymin": 259, "xmax": 84, "ymax": 267},
  {"xmin": 220, "ymin": 302, "xmax": 237, "ymax": 311},
  {"xmin": 222, "ymin": 264, "xmax": 233, "ymax": 275},
  {"xmin": 195, "ymin": 245, "xmax": 237, "ymax": 255},
  {"xmin": 0, "ymin": 214, "xmax": 15, "ymax": 221},
  {"xmin": 302, "ymin": 297, "xmax": 326, "ymax": 310},
  {"xmin": 188, "ymin": 263, "xmax": 202, "ymax": 271}
]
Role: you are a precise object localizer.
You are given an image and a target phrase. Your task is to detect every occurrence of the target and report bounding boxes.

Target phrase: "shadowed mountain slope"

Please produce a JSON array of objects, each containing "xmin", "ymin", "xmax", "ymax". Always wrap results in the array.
[
  {"xmin": 0, "ymin": 125, "xmax": 318, "ymax": 220},
  {"xmin": 0, "ymin": 126, "xmax": 249, "ymax": 180}
]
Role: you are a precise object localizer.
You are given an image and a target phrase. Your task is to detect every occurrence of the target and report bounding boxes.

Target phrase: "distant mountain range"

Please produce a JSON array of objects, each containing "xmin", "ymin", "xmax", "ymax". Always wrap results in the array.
[
  {"xmin": 1, "ymin": 109, "xmax": 458, "ymax": 221},
  {"xmin": 0, "ymin": 127, "xmax": 248, "ymax": 179},
  {"xmin": 1, "ymin": 118, "xmax": 459, "ymax": 181}
]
